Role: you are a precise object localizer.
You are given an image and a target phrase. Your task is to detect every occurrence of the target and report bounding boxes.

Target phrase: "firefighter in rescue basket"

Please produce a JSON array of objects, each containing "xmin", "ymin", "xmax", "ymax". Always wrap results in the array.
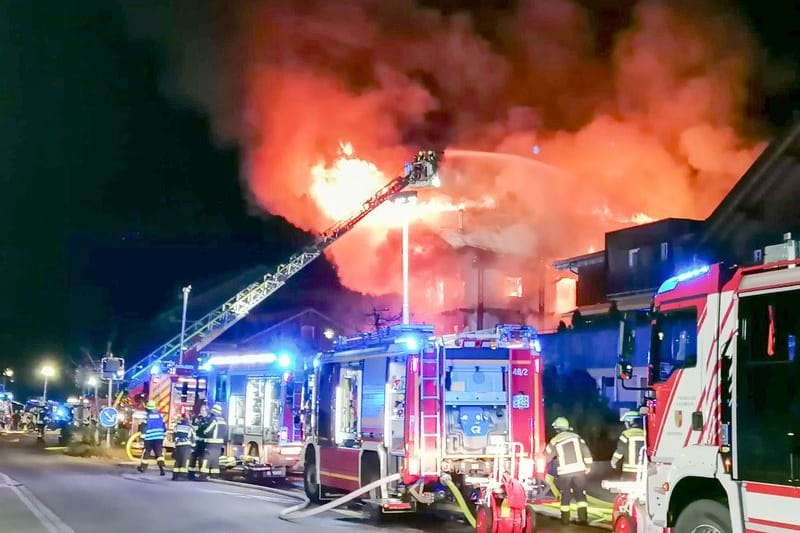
[
  {"xmin": 610, "ymin": 411, "xmax": 645, "ymax": 480},
  {"xmin": 545, "ymin": 416, "xmax": 593, "ymax": 526}
]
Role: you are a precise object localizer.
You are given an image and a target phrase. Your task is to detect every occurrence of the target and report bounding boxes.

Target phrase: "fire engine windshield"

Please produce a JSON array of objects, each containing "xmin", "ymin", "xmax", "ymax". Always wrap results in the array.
[{"xmin": 650, "ymin": 308, "xmax": 698, "ymax": 383}]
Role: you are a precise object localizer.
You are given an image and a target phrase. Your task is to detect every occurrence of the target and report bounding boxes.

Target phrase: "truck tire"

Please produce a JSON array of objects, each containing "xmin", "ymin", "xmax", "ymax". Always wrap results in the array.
[
  {"xmin": 304, "ymin": 459, "xmax": 321, "ymax": 504},
  {"xmin": 674, "ymin": 500, "xmax": 732, "ymax": 533}
]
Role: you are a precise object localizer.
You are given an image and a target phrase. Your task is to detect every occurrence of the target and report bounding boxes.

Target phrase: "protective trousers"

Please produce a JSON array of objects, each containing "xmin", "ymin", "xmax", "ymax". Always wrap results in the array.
[
  {"xmin": 555, "ymin": 472, "xmax": 588, "ymax": 525},
  {"xmin": 200, "ymin": 444, "xmax": 222, "ymax": 479},
  {"xmin": 172, "ymin": 444, "xmax": 192, "ymax": 480},
  {"xmin": 188, "ymin": 442, "xmax": 206, "ymax": 480},
  {"xmin": 138, "ymin": 440, "xmax": 166, "ymax": 475}
]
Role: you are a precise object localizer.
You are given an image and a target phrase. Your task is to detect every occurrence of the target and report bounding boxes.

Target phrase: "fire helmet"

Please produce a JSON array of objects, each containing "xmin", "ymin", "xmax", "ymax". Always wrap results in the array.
[
  {"xmin": 621, "ymin": 411, "xmax": 643, "ymax": 427},
  {"xmin": 145, "ymin": 401, "xmax": 157, "ymax": 411},
  {"xmin": 552, "ymin": 417, "xmax": 571, "ymax": 431},
  {"xmin": 211, "ymin": 404, "xmax": 223, "ymax": 416}
]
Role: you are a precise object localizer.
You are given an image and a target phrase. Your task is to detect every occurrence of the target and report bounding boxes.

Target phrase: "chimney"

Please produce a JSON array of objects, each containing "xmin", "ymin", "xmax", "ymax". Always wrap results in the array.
[{"xmin": 458, "ymin": 209, "xmax": 464, "ymax": 232}]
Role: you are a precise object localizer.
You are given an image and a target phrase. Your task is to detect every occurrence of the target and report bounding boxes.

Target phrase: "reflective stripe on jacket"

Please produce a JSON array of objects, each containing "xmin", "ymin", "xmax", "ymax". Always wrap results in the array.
[
  {"xmin": 545, "ymin": 431, "xmax": 593, "ymax": 476},
  {"xmin": 174, "ymin": 422, "xmax": 194, "ymax": 446},
  {"xmin": 612, "ymin": 428, "xmax": 645, "ymax": 473},
  {"xmin": 204, "ymin": 415, "xmax": 228, "ymax": 444},
  {"xmin": 142, "ymin": 411, "xmax": 166, "ymax": 441}
]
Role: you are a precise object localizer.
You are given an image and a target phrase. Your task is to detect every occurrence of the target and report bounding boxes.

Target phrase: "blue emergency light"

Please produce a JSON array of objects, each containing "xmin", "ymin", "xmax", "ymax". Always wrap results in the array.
[
  {"xmin": 656, "ymin": 264, "xmax": 710, "ymax": 295},
  {"xmin": 277, "ymin": 352, "xmax": 293, "ymax": 369}
]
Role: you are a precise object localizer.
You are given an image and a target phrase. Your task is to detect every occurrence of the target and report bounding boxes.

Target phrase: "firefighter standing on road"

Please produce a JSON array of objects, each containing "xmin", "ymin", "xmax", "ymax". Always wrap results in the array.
[
  {"xmin": 199, "ymin": 404, "xmax": 227, "ymax": 480},
  {"xmin": 545, "ymin": 417, "xmax": 593, "ymax": 526},
  {"xmin": 137, "ymin": 401, "xmax": 166, "ymax": 476},
  {"xmin": 611, "ymin": 411, "xmax": 645, "ymax": 480},
  {"xmin": 171, "ymin": 414, "xmax": 194, "ymax": 480},
  {"xmin": 188, "ymin": 405, "xmax": 209, "ymax": 480}
]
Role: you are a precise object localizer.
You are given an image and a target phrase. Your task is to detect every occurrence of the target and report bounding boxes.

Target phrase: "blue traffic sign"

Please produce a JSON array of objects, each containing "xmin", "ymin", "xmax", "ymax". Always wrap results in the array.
[{"xmin": 98, "ymin": 407, "xmax": 118, "ymax": 428}]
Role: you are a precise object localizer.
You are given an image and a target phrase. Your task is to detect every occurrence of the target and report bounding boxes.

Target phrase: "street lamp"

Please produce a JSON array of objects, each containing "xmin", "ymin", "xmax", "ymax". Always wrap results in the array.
[
  {"xmin": 391, "ymin": 191, "xmax": 418, "ymax": 325},
  {"xmin": 40, "ymin": 364, "xmax": 56, "ymax": 403},
  {"xmin": 1, "ymin": 368, "xmax": 13, "ymax": 392},
  {"xmin": 179, "ymin": 285, "xmax": 192, "ymax": 365}
]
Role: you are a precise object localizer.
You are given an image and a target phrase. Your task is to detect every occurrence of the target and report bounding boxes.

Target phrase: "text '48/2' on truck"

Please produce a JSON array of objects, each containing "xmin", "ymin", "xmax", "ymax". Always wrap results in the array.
[
  {"xmin": 611, "ymin": 233, "xmax": 800, "ymax": 533},
  {"xmin": 302, "ymin": 324, "xmax": 547, "ymax": 524}
]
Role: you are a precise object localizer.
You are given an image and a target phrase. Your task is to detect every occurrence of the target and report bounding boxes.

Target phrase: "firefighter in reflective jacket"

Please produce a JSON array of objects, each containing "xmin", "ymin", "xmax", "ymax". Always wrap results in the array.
[
  {"xmin": 188, "ymin": 405, "xmax": 209, "ymax": 480},
  {"xmin": 171, "ymin": 414, "xmax": 194, "ymax": 481},
  {"xmin": 137, "ymin": 401, "xmax": 166, "ymax": 476},
  {"xmin": 199, "ymin": 404, "xmax": 227, "ymax": 480},
  {"xmin": 611, "ymin": 411, "xmax": 645, "ymax": 480},
  {"xmin": 545, "ymin": 417, "xmax": 593, "ymax": 526}
]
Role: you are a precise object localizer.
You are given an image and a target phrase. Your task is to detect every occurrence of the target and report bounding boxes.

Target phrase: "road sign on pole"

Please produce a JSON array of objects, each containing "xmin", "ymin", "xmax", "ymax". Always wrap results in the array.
[
  {"xmin": 101, "ymin": 357, "xmax": 125, "ymax": 381},
  {"xmin": 99, "ymin": 407, "xmax": 118, "ymax": 428}
]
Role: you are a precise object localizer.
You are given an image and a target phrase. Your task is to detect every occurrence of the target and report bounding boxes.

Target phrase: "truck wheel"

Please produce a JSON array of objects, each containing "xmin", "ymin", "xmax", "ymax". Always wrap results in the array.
[
  {"xmin": 475, "ymin": 505, "xmax": 493, "ymax": 533},
  {"xmin": 363, "ymin": 501, "xmax": 382, "ymax": 525},
  {"xmin": 303, "ymin": 460, "xmax": 321, "ymax": 504},
  {"xmin": 614, "ymin": 514, "xmax": 635, "ymax": 533},
  {"xmin": 674, "ymin": 500, "xmax": 732, "ymax": 533}
]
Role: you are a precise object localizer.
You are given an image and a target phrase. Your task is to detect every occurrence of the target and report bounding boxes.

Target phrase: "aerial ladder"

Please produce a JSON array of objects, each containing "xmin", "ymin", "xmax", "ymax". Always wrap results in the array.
[{"xmin": 124, "ymin": 150, "xmax": 442, "ymax": 390}]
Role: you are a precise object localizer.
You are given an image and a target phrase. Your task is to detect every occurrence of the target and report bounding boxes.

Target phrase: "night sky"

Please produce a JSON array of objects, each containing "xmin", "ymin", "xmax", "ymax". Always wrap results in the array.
[{"xmin": 1, "ymin": 0, "xmax": 799, "ymax": 399}]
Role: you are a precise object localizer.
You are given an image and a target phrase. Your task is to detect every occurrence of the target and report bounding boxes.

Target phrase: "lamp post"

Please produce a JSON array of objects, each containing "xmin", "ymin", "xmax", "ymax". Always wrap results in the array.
[
  {"xmin": 86, "ymin": 375, "xmax": 99, "ymax": 445},
  {"xmin": 40, "ymin": 364, "xmax": 56, "ymax": 403},
  {"xmin": 391, "ymin": 191, "xmax": 418, "ymax": 325},
  {"xmin": 1, "ymin": 368, "xmax": 13, "ymax": 392},
  {"xmin": 179, "ymin": 285, "xmax": 192, "ymax": 365}
]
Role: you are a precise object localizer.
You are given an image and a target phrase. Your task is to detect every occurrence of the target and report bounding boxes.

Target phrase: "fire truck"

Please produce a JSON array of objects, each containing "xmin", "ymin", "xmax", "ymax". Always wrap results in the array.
[
  {"xmin": 205, "ymin": 351, "xmax": 308, "ymax": 480},
  {"xmin": 301, "ymin": 323, "xmax": 547, "ymax": 527},
  {"xmin": 610, "ymin": 233, "xmax": 800, "ymax": 533},
  {"xmin": 127, "ymin": 363, "xmax": 207, "ymax": 452}
]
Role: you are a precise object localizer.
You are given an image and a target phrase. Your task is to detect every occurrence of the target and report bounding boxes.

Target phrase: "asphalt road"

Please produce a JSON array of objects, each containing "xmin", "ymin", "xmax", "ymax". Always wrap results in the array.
[{"xmin": 0, "ymin": 431, "xmax": 597, "ymax": 533}]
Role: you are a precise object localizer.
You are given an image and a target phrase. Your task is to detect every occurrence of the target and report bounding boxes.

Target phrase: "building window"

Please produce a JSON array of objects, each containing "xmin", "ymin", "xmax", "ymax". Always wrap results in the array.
[
  {"xmin": 661, "ymin": 242, "xmax": 669, "ymax": 262},
  {"xmin": 301, "ymin": 325, "xmax": 316, "ymax": 340},
  {"xmin": 505, "ymin": 276, "xmax": 523, "ymax": 298},
  {"xmin": 628, "ymin": 248, "xmax": 640, "ymax": 269}
]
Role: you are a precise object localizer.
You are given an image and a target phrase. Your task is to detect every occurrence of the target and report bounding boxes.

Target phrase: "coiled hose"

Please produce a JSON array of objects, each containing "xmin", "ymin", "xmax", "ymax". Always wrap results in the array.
[{"xmin": 279, "ymin": 473, "xmax": 401, "ymax": 521}]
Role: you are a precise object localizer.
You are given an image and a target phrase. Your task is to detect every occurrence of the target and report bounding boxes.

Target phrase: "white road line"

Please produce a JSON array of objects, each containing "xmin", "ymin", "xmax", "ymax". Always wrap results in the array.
[{"xmin": 0, "ymin": 471, "xmax": 76, "ymax": 533}]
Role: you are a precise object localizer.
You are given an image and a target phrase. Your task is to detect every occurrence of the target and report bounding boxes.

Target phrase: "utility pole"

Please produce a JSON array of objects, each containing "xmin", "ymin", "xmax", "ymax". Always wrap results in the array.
[{"xmin": 179, "ymin": 285, "xmax": 192, "ymax": 365}]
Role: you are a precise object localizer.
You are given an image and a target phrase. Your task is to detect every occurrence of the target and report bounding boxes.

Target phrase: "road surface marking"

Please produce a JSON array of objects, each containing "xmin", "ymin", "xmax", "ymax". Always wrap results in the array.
[
  {"xmin": 0, "ymin": 471, "xmax": 76, "ymax": 533},
  {"xmin": 201, "ymin": 488, "xmax": 297, "ymax": 504}
]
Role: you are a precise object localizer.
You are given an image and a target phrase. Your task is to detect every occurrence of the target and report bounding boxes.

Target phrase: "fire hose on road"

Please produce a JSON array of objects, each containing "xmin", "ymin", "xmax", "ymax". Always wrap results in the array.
[{"xmin": 279, "ymin": 473, "xmax": 402, "ymax": 521}]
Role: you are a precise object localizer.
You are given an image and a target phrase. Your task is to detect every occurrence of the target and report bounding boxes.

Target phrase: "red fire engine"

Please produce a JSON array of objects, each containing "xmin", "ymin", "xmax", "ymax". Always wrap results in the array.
[
  {"xmin": 609, "ymin": 233, "xmax": 800, "ymax": 533},
  {"xmin": 205, "ymin": 352, "xmax": 307, "ymax": 480},
  {"xmin": 302, "ymin": 323, "xmax": 546, "ymax": 529}
]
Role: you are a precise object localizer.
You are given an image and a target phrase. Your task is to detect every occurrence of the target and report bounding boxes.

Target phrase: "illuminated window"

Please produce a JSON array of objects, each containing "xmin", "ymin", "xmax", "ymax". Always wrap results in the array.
[{"xmin": 505, "ymin": 277, "xmax": 523, "ymax": 298}]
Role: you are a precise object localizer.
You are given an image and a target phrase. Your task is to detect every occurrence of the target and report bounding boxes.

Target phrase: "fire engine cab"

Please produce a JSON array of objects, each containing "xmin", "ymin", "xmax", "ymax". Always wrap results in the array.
[
  {"xmin": 140, "ymin": 364, "xmax": 207, "ymax": 447},
  {"xmin": 611, "ymin": 233, "xmax": 800, "ymax": 533},
  {"xmin": 302, "ymin": 323, "xmax": 546, "ymax": 525},
  {"xmin": 205, "ymin": 352, "xmax": 307, "ymax": 480}
]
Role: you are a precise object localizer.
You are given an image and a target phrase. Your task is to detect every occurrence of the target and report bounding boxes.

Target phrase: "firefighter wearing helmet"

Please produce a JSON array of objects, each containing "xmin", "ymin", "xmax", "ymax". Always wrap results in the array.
[
  {"xmin": 611, "ymin": 411, "xmax": 645, "ymax": 480},
  {"xmin": 545, "ymin": 417, "xmax": 593, "ymax": 526},
  {"xmin": 137, "ymin": 400, "xmax": 166, "ymax": 476},
  {"xmin": 171, "ymin": 413, "xmax": 195, "ymax": 481},
  {"xmin": 198, "ymin": 404, "xmax": 227, "ymax": 480}
]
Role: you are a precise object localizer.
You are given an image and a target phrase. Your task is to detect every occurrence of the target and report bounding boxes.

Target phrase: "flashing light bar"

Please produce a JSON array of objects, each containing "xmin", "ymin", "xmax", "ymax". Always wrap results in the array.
[
  {"xmin": 656, "ymin": 264, "xmax": 710, "ymax": 295},
  {"xmin": 206, "ymin": 353, "xmax": 278, "ymax": 367},
  {"xmin": 395, "ymin": 336, "xmax": 419, "ymax": 352}
]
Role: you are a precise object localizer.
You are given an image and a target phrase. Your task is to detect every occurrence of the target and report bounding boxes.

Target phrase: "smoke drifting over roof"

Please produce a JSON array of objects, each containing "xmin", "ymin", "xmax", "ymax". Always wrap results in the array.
[{"xmin": 120, "ymin": 0, "xmax": 776, "ymax": 310}]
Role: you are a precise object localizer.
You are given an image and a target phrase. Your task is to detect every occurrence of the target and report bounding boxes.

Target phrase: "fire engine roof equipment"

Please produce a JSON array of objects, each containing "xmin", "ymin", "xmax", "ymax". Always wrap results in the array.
[{"xmin": 124, "ymin": 151, "xmax": 441, "ymax": 390}]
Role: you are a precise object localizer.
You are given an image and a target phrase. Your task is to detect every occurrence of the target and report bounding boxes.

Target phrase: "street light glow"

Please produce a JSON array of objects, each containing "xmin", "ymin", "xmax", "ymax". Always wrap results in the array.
[
  {"xmin": 40, "ymin": 364, "xmax": 56, "ymax": 378},
  {"xmin": 87, "ymin": 376, "xmax": 98, "ymax": 387},
  {"xmin": 3, "ymin": 368, "xmax": 13, "ymax": 378},
  {"xmin": 323, "ymin": 328, "xmax": 335, "ymax": 340}
]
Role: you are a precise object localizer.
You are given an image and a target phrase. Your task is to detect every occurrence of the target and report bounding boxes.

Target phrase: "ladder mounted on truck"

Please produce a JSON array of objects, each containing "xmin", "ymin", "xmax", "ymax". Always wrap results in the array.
[{"xmin": 125, "ymin": 151, "xmax": 442, "ymax": 387}]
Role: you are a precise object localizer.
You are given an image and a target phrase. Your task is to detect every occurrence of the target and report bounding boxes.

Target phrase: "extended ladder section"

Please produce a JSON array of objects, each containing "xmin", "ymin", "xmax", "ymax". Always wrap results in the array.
[
  {"xmin": 125, "ymin": 151, "xmax": 441, "ymax": 387},
  {"xmin": 419, "ymin": 345, "xmax": 442, "ymax": 476}
]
